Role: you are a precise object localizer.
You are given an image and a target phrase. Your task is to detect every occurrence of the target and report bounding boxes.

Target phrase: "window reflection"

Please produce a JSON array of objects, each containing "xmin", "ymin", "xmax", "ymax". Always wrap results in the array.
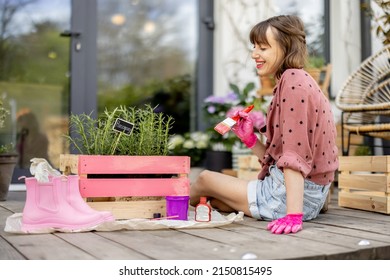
[
  {"xmin": 16, "ymin": 109, "xmax": 49, "ymax": 169},
  {"xmin": 97, "ymin": 0, "xmax": 197, "ymax": 134},
  {"xmin": 0, "ymin": 0, "xmax": 70, "ymax": 172},
  {"xmin": 274, "ymin": 0, "xmax": 326, "ymax": 67}
]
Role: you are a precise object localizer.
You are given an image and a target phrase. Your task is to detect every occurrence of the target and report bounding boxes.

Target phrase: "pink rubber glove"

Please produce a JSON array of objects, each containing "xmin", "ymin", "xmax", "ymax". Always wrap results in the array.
[
  {"xmin": 267, "ymin": 213, "xmax": 303, "ymax": 234},
  {"xmin": 231, "ymin": 111, "xmax": 258, "ymax": 148}
]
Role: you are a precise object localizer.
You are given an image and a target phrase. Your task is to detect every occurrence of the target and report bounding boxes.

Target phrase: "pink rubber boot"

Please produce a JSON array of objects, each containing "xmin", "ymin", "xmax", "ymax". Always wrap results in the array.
[
  {"xmin": 53, "ymin": 175, "xmax": 114, "ymax": 222},
  {"xmin": 21, "ymin": 177, "xmax": 111, "ymax": 233}
]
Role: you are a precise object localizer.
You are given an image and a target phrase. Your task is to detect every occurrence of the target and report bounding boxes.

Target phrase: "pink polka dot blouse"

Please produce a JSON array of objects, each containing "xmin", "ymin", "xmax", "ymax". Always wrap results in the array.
[{"xmin": 258, "ymin": 68, "xmax": 339, "ymax": 185}]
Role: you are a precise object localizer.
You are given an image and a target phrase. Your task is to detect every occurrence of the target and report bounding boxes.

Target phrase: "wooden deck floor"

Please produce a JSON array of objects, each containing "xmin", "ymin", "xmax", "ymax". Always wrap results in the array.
[{"xmin": 1, "ymin": 188, "xmax": 390, "ymax": 260}]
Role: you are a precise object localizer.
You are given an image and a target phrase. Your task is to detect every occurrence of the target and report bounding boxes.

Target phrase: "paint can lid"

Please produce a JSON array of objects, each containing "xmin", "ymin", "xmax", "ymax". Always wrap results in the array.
[{"xmin": 153, "ymin": 213, "xmax": 161, "ymax": 219}]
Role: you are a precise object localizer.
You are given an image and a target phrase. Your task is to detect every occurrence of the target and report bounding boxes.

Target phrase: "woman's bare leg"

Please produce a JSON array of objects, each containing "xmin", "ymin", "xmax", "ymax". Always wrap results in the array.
[
  {"xmin": 190, "ymin": 170, "xmax": 252, "ymax": 216},
  {"xmin": 209, "ymin": 198, "xmax": 236, "ymax": 212}
]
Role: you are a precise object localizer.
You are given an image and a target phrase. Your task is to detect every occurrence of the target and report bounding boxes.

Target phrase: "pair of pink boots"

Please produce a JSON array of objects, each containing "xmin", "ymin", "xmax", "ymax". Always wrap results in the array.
[{"xmin": 21, "ymin": 175, "xmax": 114, "ymax": 233}]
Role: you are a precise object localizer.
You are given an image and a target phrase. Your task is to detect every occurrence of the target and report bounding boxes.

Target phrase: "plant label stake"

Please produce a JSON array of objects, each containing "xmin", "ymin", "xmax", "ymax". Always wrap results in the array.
[
  {"xmin": 111, "ymin": 118, "xmax": 134, "ymax": 154},
  {"xmin": 113, "ymin": 118, "xmax": 134, "ymax": 135}
]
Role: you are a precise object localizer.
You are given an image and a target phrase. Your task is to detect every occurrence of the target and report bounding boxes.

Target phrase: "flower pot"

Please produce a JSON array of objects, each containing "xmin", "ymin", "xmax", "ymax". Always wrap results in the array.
[
  {"xmin": 0, "ymin": 153, "xmax": 18, "ymax": 201},
  {"xmin": 205, "ymin": 150, "xmax": 232, "ymax": 172}
]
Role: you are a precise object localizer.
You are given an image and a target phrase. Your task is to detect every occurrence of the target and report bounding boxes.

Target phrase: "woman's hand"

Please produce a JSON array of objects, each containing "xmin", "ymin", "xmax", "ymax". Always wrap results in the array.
[
  {"xmin": 267, "ymin": 213, "xmax": 303, "ymax": 234},
  {"xmin": 231, "ymin": 111, "xmax": 258, "ymax": 148}
]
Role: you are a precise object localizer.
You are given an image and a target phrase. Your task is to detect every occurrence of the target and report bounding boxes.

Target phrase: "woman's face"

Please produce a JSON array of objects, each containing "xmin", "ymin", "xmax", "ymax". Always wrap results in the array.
[{"xmin": 252, "ymin": 27, "xmax": 283, "ymax": 78}]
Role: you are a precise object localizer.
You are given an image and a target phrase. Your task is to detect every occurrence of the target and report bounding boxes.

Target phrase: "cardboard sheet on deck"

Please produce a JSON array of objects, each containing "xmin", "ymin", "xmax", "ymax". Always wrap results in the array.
[{"xmin": 4, "ymin": 210, "xmax": 244, "ymax": 234}]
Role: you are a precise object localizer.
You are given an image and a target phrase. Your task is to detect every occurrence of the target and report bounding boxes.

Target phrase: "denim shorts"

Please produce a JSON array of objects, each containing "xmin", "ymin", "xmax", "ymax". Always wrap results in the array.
[{"xmin": 247, "ymin": 165, "xmax": 330, "ymax": 221}]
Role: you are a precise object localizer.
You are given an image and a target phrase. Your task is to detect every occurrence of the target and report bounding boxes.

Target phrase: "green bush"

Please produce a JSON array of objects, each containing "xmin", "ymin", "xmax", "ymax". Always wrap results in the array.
[
  {"xmin": 0, "ymin": 99, "xmax": 8, "ymax": 129},
  {"xmin": 0, "ymin": 99, "xmax": 15, "ymax": 154}
]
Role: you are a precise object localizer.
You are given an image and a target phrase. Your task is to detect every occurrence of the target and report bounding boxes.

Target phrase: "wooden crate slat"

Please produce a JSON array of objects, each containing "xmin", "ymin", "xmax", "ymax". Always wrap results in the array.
[
  {"xmin": 59, "ymin": 154, "xmax": 79, "ymax": 174},
  {"xmin": 338, "ymin": 155, "xmax": 390, "ymax": 214},
  {"xmin": 237, "ymin": 170, "xmax": 258, "ymax": 180},
  {"xmin": 338, "ymin": 173, "xmax": 390, "ymax": 192},
  {"xmin": 79, "ymin": 178, "xmax": 190, "ymax": 197},
  {"xmin": 79, "ymin": 155, "xmax": 190, "ymax": 174},
  {"xmin": 339, "ymin": 156, "xmax": 390, "ymax": 172},
  {"xmin": 339, "ymin": 191, "xmax": 390, "ymax": 214},
  {"xmin": 237, "ymin": 155, "xmax": 260, "ymax": 170},
  {"xmin": 221, "ymin": 169, "xmax": 237, "ymax": 177},
  {"xmin": 59, "ymin": 154, "xmax": 190, "ymax": 219},
  {"xmin": 87, "ymin": 200, "xmax": 166, "ymax": 220}
]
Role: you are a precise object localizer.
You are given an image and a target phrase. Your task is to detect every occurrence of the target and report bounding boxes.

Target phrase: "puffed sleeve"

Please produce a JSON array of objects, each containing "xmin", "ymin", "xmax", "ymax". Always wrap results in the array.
[{"xmin": 276, "ymin": 75, "xmax": 315, "ymax": 177}]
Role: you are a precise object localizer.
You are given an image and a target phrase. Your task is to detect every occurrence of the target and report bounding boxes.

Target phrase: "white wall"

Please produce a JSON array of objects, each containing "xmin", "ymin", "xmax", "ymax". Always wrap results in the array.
[
  {"xmin": 329, "ymin": 0, "xmax": 362, "ymax": 102},
  {"xmin": 213, "ymin": 0, "xmax": 275, "ymax": 96}
]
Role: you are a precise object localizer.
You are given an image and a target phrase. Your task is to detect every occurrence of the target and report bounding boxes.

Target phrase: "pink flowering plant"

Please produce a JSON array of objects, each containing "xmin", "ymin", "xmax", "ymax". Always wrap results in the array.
[{"xmin": 203, "ymin": 82, "xmax": 266, "ymax": 151}]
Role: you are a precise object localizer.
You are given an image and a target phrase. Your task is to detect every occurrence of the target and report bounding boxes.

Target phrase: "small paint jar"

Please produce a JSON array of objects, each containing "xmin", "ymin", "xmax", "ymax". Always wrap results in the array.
[{"xmin": 195, "ymin": 197, "xmax": 211, "ymax": 222}]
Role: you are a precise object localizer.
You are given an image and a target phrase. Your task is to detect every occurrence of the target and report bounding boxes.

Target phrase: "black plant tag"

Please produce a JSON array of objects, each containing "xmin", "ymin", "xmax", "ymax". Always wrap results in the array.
[{"xmin": 112, "ymin": 118, "xmax": 134, "ymax": 135}]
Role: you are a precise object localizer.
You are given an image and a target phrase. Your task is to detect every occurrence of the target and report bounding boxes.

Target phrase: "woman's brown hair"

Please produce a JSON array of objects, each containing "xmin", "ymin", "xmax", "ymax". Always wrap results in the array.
[{"xmin": 249, "ymin": 15, "xmax": 307, "ymax": 79}]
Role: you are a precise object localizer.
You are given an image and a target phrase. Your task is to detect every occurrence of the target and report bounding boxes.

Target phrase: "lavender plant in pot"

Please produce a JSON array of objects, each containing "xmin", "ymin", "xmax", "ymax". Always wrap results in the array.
[
  {"xmin": 202, "ymin": 82, "xmax": 266, "ymax": 172},
  {"xmin": 0, "ymin": 99, "xmax": 18, "ymax": 201}
]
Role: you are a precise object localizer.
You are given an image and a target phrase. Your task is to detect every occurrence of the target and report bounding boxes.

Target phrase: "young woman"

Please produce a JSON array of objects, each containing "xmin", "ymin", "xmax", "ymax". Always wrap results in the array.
[{"xmin": 190, "ymin": 15, "xmax": 338, "ymax": 234}]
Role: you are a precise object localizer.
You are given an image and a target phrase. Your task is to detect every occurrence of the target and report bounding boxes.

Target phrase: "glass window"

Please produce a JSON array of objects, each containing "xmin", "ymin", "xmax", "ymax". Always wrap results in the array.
[
  {"xmin": 274, "ymin": 0, "xmax": 326, "ymax": 67},
  {"xmin": 0, "ymin": 0, "xmax": 71, "ymax": 174},
  {"xmin": 96, "ymin": 0, "xmax": 198, "ymax": 134}
]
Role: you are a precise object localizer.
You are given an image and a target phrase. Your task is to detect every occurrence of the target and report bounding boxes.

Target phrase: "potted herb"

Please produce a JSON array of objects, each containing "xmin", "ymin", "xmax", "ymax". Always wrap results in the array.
[
  {"xmin": 64, "ymin": 104, "xmax": 174, "ymax": 156},
  {"xmin": 0, "ymin": 99, "xmax": 18, "ymax": 201},
  {"xmin": 61, "ymin": 104, "xmax": 191, "ymax": 219}
]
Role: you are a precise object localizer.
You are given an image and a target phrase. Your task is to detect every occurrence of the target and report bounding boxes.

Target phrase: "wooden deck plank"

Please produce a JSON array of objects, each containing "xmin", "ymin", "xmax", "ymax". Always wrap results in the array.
[
  {"xmin": 150, "ymin": 225, "xmax": 328, "ymax": 260},
  {"xmin": 56, "ymin": 232, "xmax": 150, "ymax": 260},
  {"xmin": 178, "ymin": 226, "xmax": 328, "ymax": 260},
  {"xmin": 326, "ymin": 205, "xmax": 390, "ymax": 222},
  {"xmin": 0, "ymin": 207, "xmax": 25, "ymax": 260},
  {"xmin": 313, "ymin": 213, "xmax": 390, "ymax": 232},
  {"xmin": 0, "ymin": 236, "xmax": 25, "ymax": 260},
  {"xmin": 97, "ymin": 229, "xmax": 242, "ymax": 259},
  {"xmin": 0, "ymin": 206, "xmax": 94, "ymax": 260},
  {"xmin": 221, "ymin": 221, "xmax": 368, "ymax": 259},
  {"xmin": 0, "ymin": 191, "xmax": 25, "ymax": 213},
  {"xmin": 234, "ymin": 216, "xmax": 390, "ymax": 260},
  {"xmin": 2, "ymin": 233, "xmax": 96, "ymax": 260},
  {"xmin": 0, "ymin": 189, "xmax": 390, "ymax": 260}
]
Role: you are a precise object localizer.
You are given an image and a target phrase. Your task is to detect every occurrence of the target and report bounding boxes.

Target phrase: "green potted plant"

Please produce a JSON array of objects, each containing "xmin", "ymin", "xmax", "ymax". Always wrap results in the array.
[
  {"xmin": 64, "ymin": 104, "xmax": 174, "ymax": 156},
  {"xmin": 0, "ymin": 99, "xmax": 18, "ymax": 201},
  {"xmin": 61, "ymin": 104, "xmax": 191, "ymax": 220}
]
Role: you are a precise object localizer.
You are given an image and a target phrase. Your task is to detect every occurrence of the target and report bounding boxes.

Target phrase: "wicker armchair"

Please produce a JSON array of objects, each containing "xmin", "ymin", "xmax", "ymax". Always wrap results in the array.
[{"xmin": 335, "ymin": 46, "xmax": 390, "ymax": 155}]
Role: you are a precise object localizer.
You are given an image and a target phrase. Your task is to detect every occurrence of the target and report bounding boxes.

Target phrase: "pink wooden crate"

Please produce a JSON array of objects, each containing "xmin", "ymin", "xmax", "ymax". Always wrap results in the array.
[
  {"xmin": 78, "ymin": 155, "xmax": 190, "ymax": 174},
  {"xmin": 79, "ymin": 178, "xmax": 190, "ymax": 197},
  {"xmin": 77, "ymin": 155, "xmax": 190, "ymax": 197},
  {"xmin": 59, "ymin": 154, "xmax": 191, "ymax": 219}
]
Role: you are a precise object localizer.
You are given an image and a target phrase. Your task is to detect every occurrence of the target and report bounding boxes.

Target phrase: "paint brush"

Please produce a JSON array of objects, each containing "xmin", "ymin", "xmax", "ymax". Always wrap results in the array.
[
  {"xmin": 151, "ymin": 215, "xmax": 179, "ymax": 220},
  {"xmin": 214, "ymin": 104, "xmax": 254, "ymax": 135}
]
